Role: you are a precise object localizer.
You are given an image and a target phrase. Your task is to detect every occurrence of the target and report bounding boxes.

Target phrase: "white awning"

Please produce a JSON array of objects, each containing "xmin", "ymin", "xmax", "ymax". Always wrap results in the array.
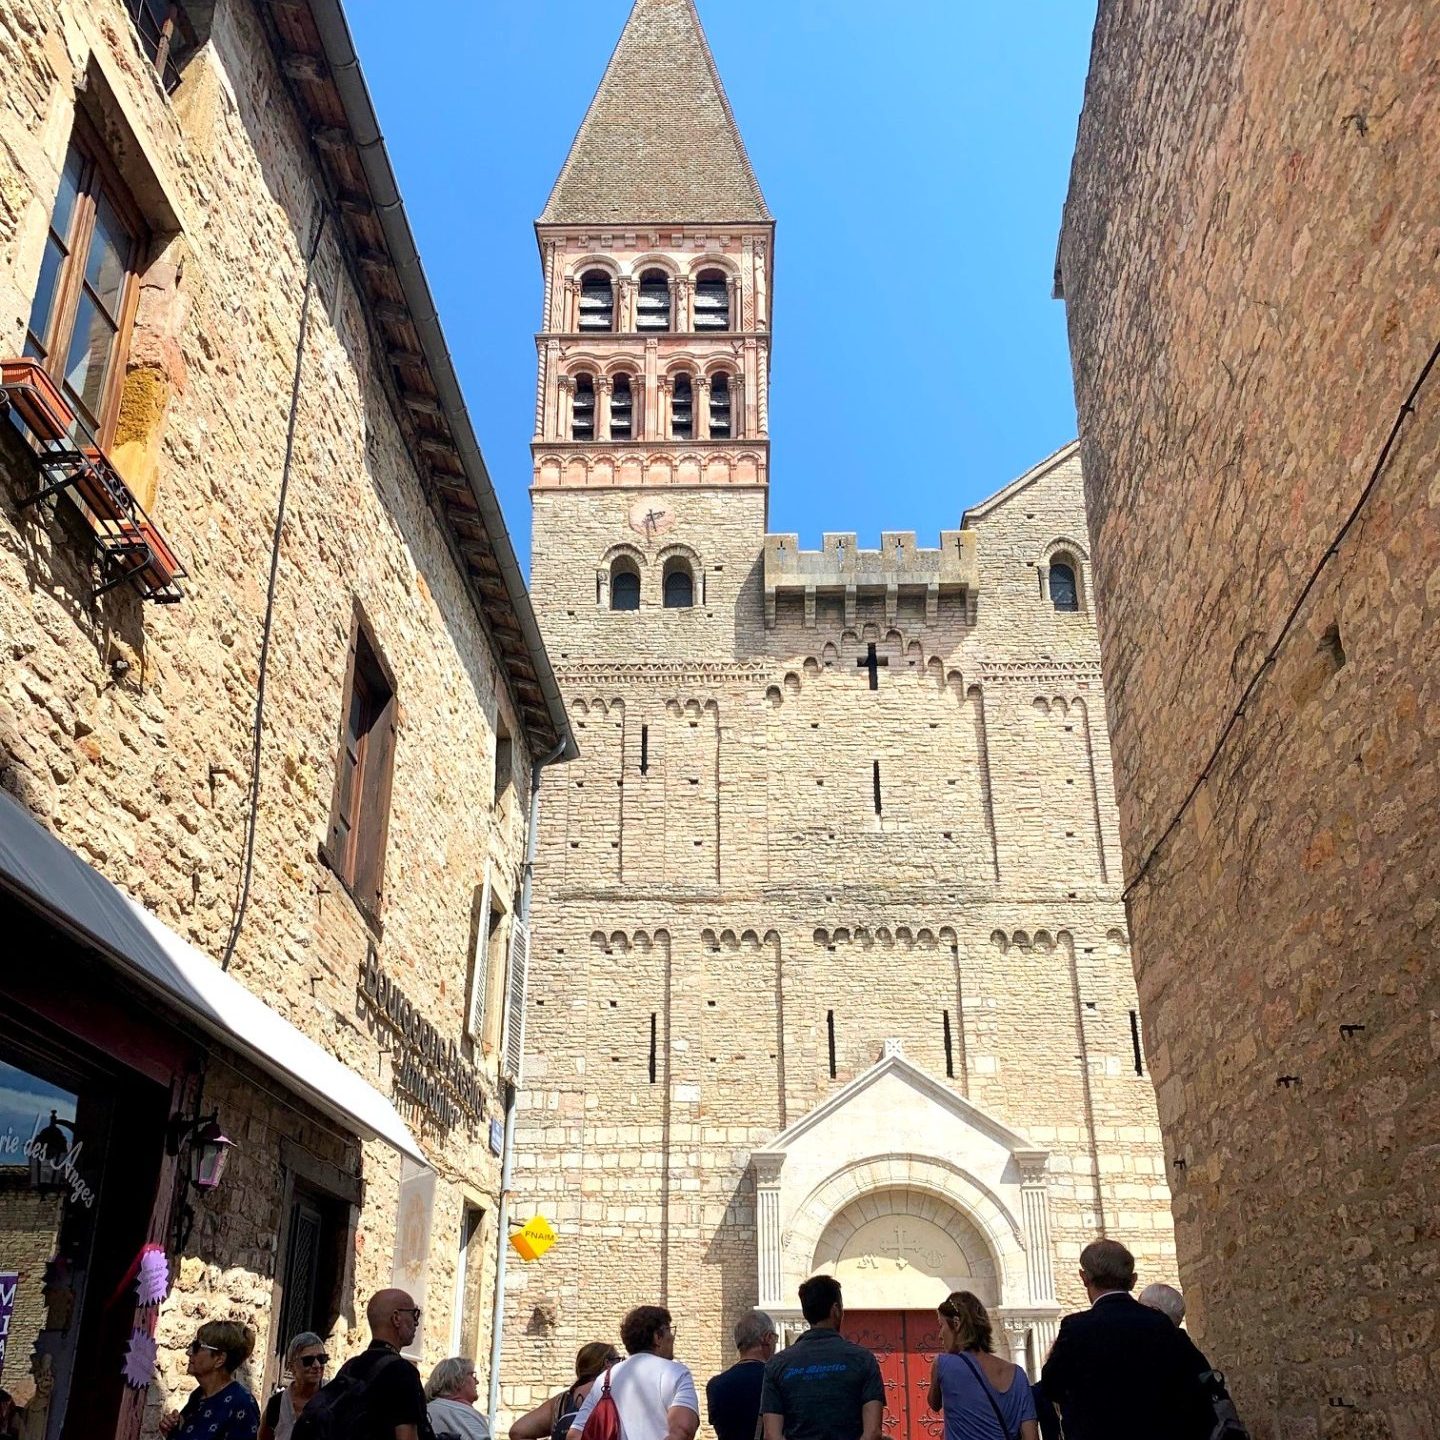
[{"xmin": 0, "ymin": 789, "xmax": 425, "ymax": 1165}]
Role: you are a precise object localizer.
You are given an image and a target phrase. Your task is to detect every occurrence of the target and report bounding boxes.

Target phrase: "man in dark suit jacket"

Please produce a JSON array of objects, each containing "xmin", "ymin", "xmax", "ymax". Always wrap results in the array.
[{"xmin": 1040, "ymin": 1239, "xmax": 1213, "ymax": 1440}]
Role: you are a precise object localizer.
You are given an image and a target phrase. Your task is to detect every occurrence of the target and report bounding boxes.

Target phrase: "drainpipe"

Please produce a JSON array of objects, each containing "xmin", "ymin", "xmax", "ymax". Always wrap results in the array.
[{"xmin": 488, "ymin": 736, "xmax": 567, "ymax": 1428}]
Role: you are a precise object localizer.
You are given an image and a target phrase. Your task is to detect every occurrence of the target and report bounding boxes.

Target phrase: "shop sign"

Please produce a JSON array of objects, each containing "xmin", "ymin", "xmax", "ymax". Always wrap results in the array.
[
  {"xmin": 0, "ymin": 1271, "xmax": 15, "ymax": 1378},
  {"xmin": 359, "ymin": 949, "xmax": 487, "ymax": 1132},
  {"xmin": 510, "ymin": 1215, "xmax": 557, "ymax": 1263},
  {"xmin": 489, "ymin": 1118, "xmax": 504, "ymax": 1157}
]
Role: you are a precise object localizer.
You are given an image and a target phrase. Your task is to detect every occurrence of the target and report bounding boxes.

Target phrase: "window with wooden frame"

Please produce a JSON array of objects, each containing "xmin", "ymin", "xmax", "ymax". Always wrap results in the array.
[
  {"xmin": 326, "ymin": 625, "xmax": 398, "ymax": 917},
  {"xmin": 24, "ymin": 118, "xmax": 147, "ymax": 448}
]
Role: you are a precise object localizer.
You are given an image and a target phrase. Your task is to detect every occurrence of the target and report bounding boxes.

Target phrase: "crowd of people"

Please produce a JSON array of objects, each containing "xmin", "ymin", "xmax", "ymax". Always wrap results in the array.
[{"xmin": 155, "ymin": 1236, "xmax": 1242, "ymax": 1440}]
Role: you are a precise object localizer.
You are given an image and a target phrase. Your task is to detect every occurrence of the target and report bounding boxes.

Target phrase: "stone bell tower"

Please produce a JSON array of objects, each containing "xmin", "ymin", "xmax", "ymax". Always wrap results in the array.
[{"xmin": 528, "ymin": 0, "xmax": 772, "ymax": 649}]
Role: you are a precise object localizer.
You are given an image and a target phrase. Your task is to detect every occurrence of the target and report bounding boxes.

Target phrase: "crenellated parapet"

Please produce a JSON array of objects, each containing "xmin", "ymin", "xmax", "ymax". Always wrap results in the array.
[{"xmin": 762, "ymin": 529, "xmax": 979, "ymax": 626}]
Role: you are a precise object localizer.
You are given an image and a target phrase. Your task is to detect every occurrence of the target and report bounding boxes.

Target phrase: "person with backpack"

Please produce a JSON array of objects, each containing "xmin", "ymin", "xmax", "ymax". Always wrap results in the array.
[
  {"xmin": 293, "ymin": 1289, "xmax": 434, "ymax": 1440},
  {"xmin": 259, "ymin": 1332, "xmax": 329, "ymax": 1440},
  {"xmin": 568, "ymin": 1307, "xmax": 699, "ymax": 1440},
  {"xmin": 508, "ymin": 1343, "xmax": 621, "ymax": 1440},
  {"xmin": 1138, "ymin": 1284, "xmax": 1250, "ymax": 1439}
]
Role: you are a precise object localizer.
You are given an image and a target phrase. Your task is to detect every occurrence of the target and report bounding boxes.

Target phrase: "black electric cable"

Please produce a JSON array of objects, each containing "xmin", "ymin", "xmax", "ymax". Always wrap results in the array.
[
  {"xmin": 1123, "ymin": 337, "xmax": 1440, "ymax": 902},
  {"xmin": 220, "ymin": 211, "xmax": 328, "ymax": 971}
]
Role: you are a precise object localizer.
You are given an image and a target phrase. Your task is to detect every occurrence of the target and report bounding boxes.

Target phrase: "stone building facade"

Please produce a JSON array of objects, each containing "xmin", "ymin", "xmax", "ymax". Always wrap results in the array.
[
  {"xmin": 0, "ymin": 1, "xmax": 568, "ymax": 1436},
  {"xmin": 501, "ymin": 0, "xmax": 1177, "ymax": 1423},
  {"xmin": 1057, "ymin": 4, "xmax": 1440, "ymax": 1437}
]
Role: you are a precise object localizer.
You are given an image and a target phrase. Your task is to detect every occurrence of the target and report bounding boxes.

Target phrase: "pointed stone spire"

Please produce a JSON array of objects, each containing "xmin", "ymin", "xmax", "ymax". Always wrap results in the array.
[{"xmin": 541, "ymin": 0, "xmax": 769, "ymax": 225}]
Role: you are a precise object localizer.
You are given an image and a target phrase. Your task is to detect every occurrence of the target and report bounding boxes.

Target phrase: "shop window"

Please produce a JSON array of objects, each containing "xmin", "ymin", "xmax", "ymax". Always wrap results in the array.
[
  {"xmin": 1050, "ymin": 561, "xmax": 1079, "ymax": 612},
  {"xmin": 326, "ymin": 625, "xmax": 397, "ymax": 917},
  {"xmin": 708, "ymin": 372, "xmax": 733, "ymax": 439},
  {"xmin": 24, "ymin": 119, "xmax": 147, "ymax": 447},
  {"xmin": 694, "ymin": 269, "xmax": 730, "ymax": 330},
  {"xmin": 610, "ymin": 374, "xmax": 634, "ymax": 441},
  {"xmin": 571, "ymin": 374, "xmax": 596, "ymax": 441},
  {"xmin": 577, "ymin": 270, "xmax": 614, "ymax": 332},
  {"xmin": 663, "ymin": 558, "xmax": 694, "ymax": 609},
  {"xmin": 277, "ymin": 1187, "xmax": 347, "ymax": 1350},
  {"xmin": 636, "ymin": 269, "xmax": 672, "ymax": 331},
  {"xmin": 610, "ymin": 558, "xmax": 641, "ymax": 611},
  {"xmin": 670, "ymin": 375, "xmax": 694, "ymax": 440}
]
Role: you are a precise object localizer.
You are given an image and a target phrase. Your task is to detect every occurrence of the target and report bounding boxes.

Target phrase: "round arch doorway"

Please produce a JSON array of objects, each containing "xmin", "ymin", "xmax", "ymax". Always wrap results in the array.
[{"xmin": 812, "ymin": 1189, "xmax": 1004, "ymax": 1440}]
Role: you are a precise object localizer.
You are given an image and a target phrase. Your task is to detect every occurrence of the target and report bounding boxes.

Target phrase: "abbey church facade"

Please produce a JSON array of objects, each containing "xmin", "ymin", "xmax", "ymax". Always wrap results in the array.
[{"xmin": 503, "ymin": 0, "xmax": 1177, "ymax": 1416}]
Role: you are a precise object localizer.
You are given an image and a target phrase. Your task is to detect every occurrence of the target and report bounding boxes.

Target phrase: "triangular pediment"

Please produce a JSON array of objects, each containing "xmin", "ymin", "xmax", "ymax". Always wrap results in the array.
[
  {"xmin": 754, "ymin": 1044, "xmax": 1045, "ymax": 1170},
  {"xmin": 541, "ymin": 0, "xmax": 769, "ymax": 225}
]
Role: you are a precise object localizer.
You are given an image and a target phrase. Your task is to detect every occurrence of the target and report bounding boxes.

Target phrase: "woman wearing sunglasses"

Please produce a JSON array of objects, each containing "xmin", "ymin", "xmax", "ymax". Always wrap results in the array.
[
  {"xmin": 259, "ymin": 1332, "xmax": 329, "ymax": 1440},
  {"xmin": 159, "ymin": 1320, "xmax": 261, "ymax": 1439}
]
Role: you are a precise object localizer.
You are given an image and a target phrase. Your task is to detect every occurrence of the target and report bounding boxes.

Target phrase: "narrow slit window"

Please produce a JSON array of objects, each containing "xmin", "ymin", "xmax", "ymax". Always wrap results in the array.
[
  {"xmin": 670, "ymin": 375, "xmax": 694, "ymax": 440},
  {"xmin": 649, "ymin": 1012, "xmax": 658, "ymax": 1082},
  {"xmin": 943, "ymin": 1010, "xmax": 954, "ymax": 1079},
  {"xmin": 708, "ymin": 372, "xmax": 733, "ymax": 439},
  {"xmin": 694, "ymin": 268, "xmax": 730, "ymax": 331},
  {"xmin": 636, "ymin": 269, "xmax": 672, "ymax": 332},
  {"xmin": 826, "ymin": 1010, "xmax": 837, "ymax": 1079},
  {"xmin": 571, "ymin": 373, "xmax": 596, "ymax": 441},
  {"xmin": 872, "ymin": 760, "xmax": 882, "ymax": 814},
  {"xmin": 610, "ymin": 374, "xmax": 634, "ymax": 441},
  {"xmin": 1129, "ymin": 1010, "xmax": 1144, "ymax": 1075},
  {"xmin": 640, "ymin": 724, "xmax": 649, "ymax": 775},
  {"xmin": 1050, "ymin": 561, "xmax": 1079, "ymax": 612},
  {"xmin": 578, "ymin": 270, "xmax": 614, "ymax": 331}
]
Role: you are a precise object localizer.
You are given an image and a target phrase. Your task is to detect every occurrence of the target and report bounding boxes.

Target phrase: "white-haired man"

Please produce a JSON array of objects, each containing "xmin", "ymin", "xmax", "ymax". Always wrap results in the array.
[
  {"xmin": 1138, "ymin": 1283, "xmax": 1186, "ymax": 1328},
  {"xmin": 707, "ymin": 1312, "xmax": 778, "ymax": 1440}
]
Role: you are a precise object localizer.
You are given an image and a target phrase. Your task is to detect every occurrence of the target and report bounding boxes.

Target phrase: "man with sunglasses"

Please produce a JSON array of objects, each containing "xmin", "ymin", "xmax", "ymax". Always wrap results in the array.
[{"xmin": 295, "ymin": 1289, "xmax": 434, "ymax": 1440}]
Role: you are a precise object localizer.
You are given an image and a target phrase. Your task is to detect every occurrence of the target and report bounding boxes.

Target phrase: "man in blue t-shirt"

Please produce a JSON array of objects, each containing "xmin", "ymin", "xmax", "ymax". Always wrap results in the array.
[{"xmin": 761, "ymin": 1278, "xmax": 883, "ymax": 1440}]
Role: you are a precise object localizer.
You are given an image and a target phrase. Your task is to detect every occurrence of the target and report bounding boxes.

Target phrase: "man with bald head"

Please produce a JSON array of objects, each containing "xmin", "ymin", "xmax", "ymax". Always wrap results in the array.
[{"xmin": 303, "ymin": 1288, "xmax": 433, "ymax": 1439}]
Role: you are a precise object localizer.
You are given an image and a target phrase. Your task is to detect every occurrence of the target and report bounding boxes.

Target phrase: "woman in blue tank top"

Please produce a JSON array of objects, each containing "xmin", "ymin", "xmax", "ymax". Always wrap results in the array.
[{"xmin": 925, "ymin": 1292, "xmax": 1038, "ymax": 1440}]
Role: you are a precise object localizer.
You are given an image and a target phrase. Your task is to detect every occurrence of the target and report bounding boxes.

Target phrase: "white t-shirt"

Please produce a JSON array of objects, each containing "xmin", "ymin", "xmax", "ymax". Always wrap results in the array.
[{"xmin": 572, "ymin": 1353, "xmax": 699, "ymax": 1440}]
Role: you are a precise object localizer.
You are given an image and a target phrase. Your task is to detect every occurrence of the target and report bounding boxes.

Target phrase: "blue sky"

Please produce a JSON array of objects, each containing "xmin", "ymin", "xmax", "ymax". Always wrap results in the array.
[{"xmin": 345, "ymin": 2, "xmax": 1097, "ymax": 559}]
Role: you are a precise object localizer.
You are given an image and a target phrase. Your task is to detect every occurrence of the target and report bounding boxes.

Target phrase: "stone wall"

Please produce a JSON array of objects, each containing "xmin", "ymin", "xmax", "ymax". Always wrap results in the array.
[
  {"xmin": 1058, "ymin": 3, "xmax": 1440, "ymax": 1435},
  {"xmin": 504, "ymin": 445, "xmax": 1179, "ymax": 1414},
  {"xmin": 0, "ymin": 0, "xmax": 534, "ymax": 1425}
]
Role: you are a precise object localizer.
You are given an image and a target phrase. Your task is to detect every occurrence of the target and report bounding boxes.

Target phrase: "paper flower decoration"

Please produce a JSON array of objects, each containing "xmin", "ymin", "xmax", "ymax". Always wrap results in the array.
[
  {"xmin": 136, "ymin": 1245, "xmax": 170, "ymax": 1307},
  {"xmin": 122, "ymin": 1330, "xmax": 158, "ymax": 1389}
]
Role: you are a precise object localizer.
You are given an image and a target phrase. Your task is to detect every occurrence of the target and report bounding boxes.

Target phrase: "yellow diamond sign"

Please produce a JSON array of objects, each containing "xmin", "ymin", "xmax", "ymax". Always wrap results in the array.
[{"xmin": 510, "ymin": 1215, "xmax": 557, "ymax": 1263}]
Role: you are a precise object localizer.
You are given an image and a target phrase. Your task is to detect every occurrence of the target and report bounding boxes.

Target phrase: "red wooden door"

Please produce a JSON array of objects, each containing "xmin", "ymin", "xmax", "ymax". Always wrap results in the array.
[{"xmin": 846, "ymin": 1312, "xmax": 947, "ymax": 1440}]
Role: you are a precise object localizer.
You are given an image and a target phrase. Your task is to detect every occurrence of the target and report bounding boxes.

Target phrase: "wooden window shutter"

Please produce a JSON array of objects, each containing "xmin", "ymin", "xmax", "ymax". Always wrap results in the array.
[
  {"xmin": 355, "ymin": 694, "xmax": 398, "ymax": 910},
  {"xmin": 500, "ymin": 919, "xmax": 531, "ymax": 1083},
  {"xmin": 466, "ymin": 864, "xmax": 493, "ymax": 1044},
  {"xmin": 327, "ymin": 632, "xmax": 363, "ymax": 869}
]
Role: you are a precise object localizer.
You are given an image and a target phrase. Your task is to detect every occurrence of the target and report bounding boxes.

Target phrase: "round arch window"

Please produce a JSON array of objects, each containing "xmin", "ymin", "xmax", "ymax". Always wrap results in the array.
[
  {"xmin": 1050, "ymin": 561, "xmax": 1079, "ymax": 612},
  {"xmin": 611, "ymin": 561, "xmax": 641, "ymax": 611},
  {"xmin": 663, "ymin": 558, "xmax": 694, "ymax": 609}
]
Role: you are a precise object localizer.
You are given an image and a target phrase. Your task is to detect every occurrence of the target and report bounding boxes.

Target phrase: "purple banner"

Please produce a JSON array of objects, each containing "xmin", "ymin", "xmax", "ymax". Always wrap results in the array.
[{"xmin": 0, "ymin": 1270, "xmax": 17, "ymax": 1379}]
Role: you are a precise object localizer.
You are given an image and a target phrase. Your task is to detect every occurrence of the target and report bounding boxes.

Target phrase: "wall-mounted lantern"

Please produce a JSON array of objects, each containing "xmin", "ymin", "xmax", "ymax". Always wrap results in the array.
[
  {"xmin": 167, "ymin": 1109, "xmax": 236, "ymax": 1192},
  {"xmin": 28, "ymin": 1111, "xmax": 75, "ymax": 1194}
]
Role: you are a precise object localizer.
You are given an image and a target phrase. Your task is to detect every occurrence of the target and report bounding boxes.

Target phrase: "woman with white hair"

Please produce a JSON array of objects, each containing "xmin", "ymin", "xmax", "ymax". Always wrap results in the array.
[
  {"xmin": 426, "ymin": 1357, "xmax": 491, "ymax": 1440},
  {"xmin": 258, "ymin": 1332, "xmax": 328, "ymax": 1440}
]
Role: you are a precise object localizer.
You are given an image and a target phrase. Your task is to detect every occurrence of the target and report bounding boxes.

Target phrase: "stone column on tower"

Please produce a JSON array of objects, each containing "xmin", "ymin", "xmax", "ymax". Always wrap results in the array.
[
  {"xmin": 656, "ymin": 374, "xmax": 672, "ymax": 444},
  {"xmin": 695, "ymin": 373, "xmax": 711, "ymax": 441},
  {"xmin": 596, "ymin": 374, "xmax": 613, "ymax": 442},
  {"xmin": 675, "ymin": 274, "xmax": 693, "ymax": 332},
  {"xmin": 556, "ymin": 374, "xmax": 574, "ymax": 443},
  {"xmin": 644, "ymin": 338, "xmax": 660, "ymax": 441}
]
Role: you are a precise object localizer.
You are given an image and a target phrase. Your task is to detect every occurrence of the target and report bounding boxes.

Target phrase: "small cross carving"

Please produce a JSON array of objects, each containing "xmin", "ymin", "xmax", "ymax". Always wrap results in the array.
[
  {"xmin": 643, "ymin": 508, "xmax": 666, "ymax": 537},
  {"xmin": 857, "ymin": 642, "xmax": 889, "ymax": 690}
]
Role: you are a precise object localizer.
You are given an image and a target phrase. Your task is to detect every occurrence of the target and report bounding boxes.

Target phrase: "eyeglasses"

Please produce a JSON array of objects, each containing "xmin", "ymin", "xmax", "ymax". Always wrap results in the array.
[
  {"xmin": 298, "ymin": 1355, "xmax": 330, "ymax": 1367},
  {"xmin": 395, "ymin": 1307, "xmax": 422, "ymax": 1320},
  {"xmin": 188, "ymin": 1341, "xmax": 224, "ymax": 1357}
]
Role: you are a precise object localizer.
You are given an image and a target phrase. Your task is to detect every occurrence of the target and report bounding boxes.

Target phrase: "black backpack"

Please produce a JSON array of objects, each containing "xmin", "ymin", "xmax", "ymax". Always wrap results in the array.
[
  {"xmin": 1198, "ymin": 1369, "xmax": 1250, "ymax": 1440},
  {"xmin": 293, "ymin": 1348, "xmax": 433, "ymax": 1440}
]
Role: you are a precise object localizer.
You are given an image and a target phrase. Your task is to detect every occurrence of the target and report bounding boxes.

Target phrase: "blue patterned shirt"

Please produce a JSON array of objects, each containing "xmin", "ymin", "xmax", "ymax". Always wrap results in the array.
[{"xmin": 176, "ymin": 1379, "xmax": 260, "ymax": 1440}]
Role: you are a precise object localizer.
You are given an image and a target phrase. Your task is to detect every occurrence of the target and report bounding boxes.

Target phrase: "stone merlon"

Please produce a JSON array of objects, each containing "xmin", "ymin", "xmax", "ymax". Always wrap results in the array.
[{"xmin": 762, "ymin": 529, "xmax": 978, "ymax": 627}]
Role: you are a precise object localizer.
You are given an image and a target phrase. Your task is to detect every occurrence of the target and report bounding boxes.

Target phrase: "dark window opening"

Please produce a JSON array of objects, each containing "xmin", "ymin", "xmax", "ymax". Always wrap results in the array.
[
  {"xmin": 277, "ymin": 1189, "xmax": 347, "ymax": 1357},
  {"xmin": 872, "ymin": 759, "xmax": 882, "ymax": 814},
  {"xmin": 610, "ymin": 562, "xmax": 641, "ymax": 612},
  {"xmin": 24, "ymin": 120, "xmax": 147, "ymax": 447},
  {"xmin": 636, "ymin": 269, "xmax": 672, "ymax": 332},
  {"xmin": 571, "ymin": 373, "xmax": 596, "ymax": 441},
  {"xmin": 1129, "ymin": 1010, "xmax": 1145, "ymax": 1076},
  {"xmin": 640, "ymin": 724, "xmax": 649, "ymax": 775},
  {"xmin": 827, "ymin": 1010, "xmax": 837, "ymax": 1079},
  {"xmin": 708, "ymin": 371, "xmax": 733, "ymax": 439},
  {"xmin": 663, "ymin": 558, "xmax": 694, "ymax": 609},
  {"xmin": 578, "ymin": 270, "xmax": 614, "ymax": 331},
  {"xmin": 327, "ymin": 626, "xmax": 397, "ymax": 914},
  {"xmin": 124, "ymin": 0, "xmax": 193, "ymax": 92},
  {"xmin": 670, "ymin": 375, "xmax": 694, "ymax": 439},
  {"xmin": 649, "ymin": 1012, "xmax": 658, "ymax": 1082},
  {"xmin": 1050, "ymin": 562, "xmax": 1079, "ymax": 612},
  {"xmin": 694, "ymin": 268, "xmax": 730, "ymax": 331},
  {"xmin": 610, "ymin": 373, "xmax": 634, "ymax": 441},
  {"xmin": 943, "ymin": 1009, "xmax": 954, "ymax": 1079}
]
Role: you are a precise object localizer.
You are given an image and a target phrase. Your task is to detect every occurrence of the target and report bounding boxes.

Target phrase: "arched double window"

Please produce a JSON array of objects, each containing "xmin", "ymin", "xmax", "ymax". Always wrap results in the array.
[
  {"xmin": 610, "ymin": 374, "xmax": 635, "ymax": 441},
  {"xmin": 670, "ymin": 375, "xmax": 694, "ymax": 440},
  {"xmin": 636, "ymin": 269, "xmax": 672, "ymax": 332},
  {"xmin": 571, "ymin": 373, "xmax": 596, "ymax": 441},
  {"xmin": 578, "ymin": 270, "xmax": 614, "ymax": 332},
  {"xmin": 663, "ymin": 556, "xmax": 695, "ymax": 609},
  {"xmin": 694, "ymin": 269, "xmax": 730, "ymax": 331},
  {"xmin": 610, "ymin": 557, "xmax": 641, "ymax": 611},
  {"xmin": 708, "ymin": 372, "xmax": 733, "ymax": 440}
]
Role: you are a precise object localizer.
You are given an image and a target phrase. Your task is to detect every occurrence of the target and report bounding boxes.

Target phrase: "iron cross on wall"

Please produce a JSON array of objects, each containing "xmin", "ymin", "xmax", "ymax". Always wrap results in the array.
[{"xmin": 857, "ymin": 642, "xmax": 889, "ymax": 690}]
